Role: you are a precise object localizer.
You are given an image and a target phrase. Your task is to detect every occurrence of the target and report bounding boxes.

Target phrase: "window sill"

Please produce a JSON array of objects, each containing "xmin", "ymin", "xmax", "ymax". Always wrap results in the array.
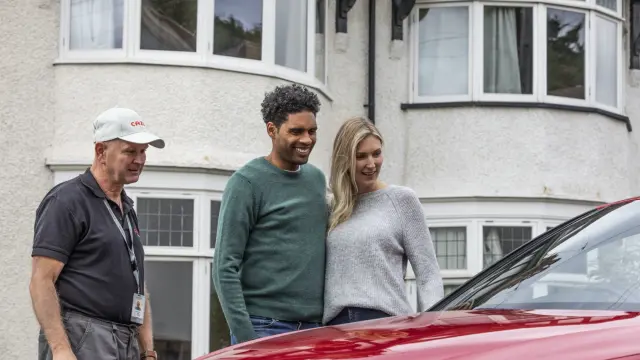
[
  {"xmin": 52, "ymin": 56, "xmax": 333, "ymax": 101},
  {"xmin": 400, "ymin": 101, "xmax": 632, "ymax": 132}
]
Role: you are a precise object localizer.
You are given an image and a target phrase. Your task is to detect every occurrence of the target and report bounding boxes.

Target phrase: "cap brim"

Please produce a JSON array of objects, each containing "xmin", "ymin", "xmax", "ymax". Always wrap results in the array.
[{"xmin": 119, "ymin": 132, "xmax": 165, "ymax": 149}]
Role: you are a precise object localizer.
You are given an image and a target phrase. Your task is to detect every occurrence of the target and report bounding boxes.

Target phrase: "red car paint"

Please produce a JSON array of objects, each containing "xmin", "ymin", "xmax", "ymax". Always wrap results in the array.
[{"xmin": 198, "ymin": 309, "xmax": 640, "ymax": 360}]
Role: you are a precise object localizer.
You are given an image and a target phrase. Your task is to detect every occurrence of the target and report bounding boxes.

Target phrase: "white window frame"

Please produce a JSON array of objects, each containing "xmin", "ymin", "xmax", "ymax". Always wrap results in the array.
[
  {"xmin": 127, "ymin": 190, "xmax": 208, "ymax": 257},
  {"xmin": 410, "ymin": 2, "xmax": 474, "ymax": 103},
  {"xmin": 427, "ymin": 221, "xmax": 475, "ymax": 278},
  {"xmin": 478, "ymin": 219, "xmax": 536, "ymax": 269},
  {"xmin": 57, "ymin": 0, "xmax": 330, "ymax": 95},
  {"xmin": 540, "ymin": 4, "xmax": 592, "ymax": 108},
  {"xmin": 590, "ymin": 12, "xmax": 624, "ymax": 113},
  {"xmin": 410, "ymin": 0, "xmax": 624, "ymax": 114},
  {"xmin": 474, "ymin": 2, "xmax": 539, "ymax": 103},
  {"xmin": 143, "ymin": 256, "xmax": 203, "ymax": 358},
  {"xmin": 205, "ymin": 194, "xmax": 224, "ymax": 251}
]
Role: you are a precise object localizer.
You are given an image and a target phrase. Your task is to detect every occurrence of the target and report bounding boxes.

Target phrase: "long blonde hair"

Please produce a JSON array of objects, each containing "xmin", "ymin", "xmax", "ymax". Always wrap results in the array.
[{"xmin": 328, "ymin": 116, "xmax": 384, "ymax": 231}]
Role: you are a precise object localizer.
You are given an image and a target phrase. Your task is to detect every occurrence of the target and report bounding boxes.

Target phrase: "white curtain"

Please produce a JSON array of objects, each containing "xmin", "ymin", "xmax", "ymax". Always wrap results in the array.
[
  {"xmin": 418, "ymin": 7, "xmax": 469, "ymax": 97},
  {"xmin": 596, "ymin": 0, "xmax": 617, "ymax": 11},
  {"xmin": 484, "ymin": 228, "xmax": 504, "ymax": 268},
  {"xmin": 484, "ymin": 8, "xmax": 521, "ymax": 94},
  {"xmin": 596, "ymin": 16, "xmax": 617, "ymax": 107},
  {"xmin": 70, "ymin": 0, "xmax": 123, "ymax": 50},
  {"xmin": 275, "ymin": 0, "xmax": 308, "ymax": 71}
]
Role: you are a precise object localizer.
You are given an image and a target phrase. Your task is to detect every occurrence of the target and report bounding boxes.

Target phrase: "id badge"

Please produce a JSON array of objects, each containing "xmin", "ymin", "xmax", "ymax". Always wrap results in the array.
[{"xmin": 131, "ymin": 293, "xmax": 146, "ymax": 325}]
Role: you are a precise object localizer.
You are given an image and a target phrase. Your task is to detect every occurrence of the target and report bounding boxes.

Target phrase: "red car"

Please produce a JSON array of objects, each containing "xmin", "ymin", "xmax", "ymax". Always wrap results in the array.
[{"xmin": 199, "ymin": 197, "xmax": 640, "ymax": 359}]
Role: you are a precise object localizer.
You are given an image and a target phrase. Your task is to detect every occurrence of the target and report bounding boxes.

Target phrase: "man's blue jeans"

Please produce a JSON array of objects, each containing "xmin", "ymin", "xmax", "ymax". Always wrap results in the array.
[{"xmin": 230, "ymin": 315, "xmax": 321, "ymax": 345}]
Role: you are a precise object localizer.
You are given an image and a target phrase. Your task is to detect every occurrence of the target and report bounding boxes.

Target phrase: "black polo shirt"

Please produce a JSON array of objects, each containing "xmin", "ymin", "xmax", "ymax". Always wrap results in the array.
[{"xmin": 32, "ymin": 168, "xmax": 145, "ymax": 325}]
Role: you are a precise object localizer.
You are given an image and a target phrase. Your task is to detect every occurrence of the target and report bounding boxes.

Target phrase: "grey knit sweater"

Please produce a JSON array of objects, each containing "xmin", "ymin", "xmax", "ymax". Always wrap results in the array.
[{"xmin": 323, "ymin": 185, "xmax": 444, "ymax": 324}]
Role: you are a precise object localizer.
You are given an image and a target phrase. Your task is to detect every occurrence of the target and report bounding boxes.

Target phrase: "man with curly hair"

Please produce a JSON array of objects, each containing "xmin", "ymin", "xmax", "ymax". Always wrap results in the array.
[{"xmin": 213, "ymin": 84, "xmax": 328, "ymax": 344}]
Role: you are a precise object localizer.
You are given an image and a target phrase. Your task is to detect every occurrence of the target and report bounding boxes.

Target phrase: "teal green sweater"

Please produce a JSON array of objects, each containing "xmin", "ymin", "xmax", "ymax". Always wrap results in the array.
[{"xmin": 212, "ymin": 157, "xmax": 328, "ymax": 343}]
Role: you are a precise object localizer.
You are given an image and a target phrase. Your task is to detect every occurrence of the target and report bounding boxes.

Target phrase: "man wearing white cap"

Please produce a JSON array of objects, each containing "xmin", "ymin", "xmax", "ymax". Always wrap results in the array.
[{"xmin": 30, "ymin": 108, "xmax": 164, "ymax": 360}]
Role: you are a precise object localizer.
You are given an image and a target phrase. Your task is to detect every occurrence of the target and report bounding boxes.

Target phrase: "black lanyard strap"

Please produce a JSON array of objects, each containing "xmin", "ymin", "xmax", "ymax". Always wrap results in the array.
[{"xmin": 103, "ymin": 200, "xmax": 140, "ymax": 294}]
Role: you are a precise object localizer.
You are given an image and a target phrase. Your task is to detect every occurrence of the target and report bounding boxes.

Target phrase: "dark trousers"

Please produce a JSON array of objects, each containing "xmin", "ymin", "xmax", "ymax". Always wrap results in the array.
[
  {"xmin": 38, "ymin": 311, "xmax": 140, "ymax": 360},
  {"xmin": 326, "ymin": 307, "xmax": 391, "ymax": 325},
  {"xmin": 230, "ymin": 315, "xmax": 322, "ymax": 345}
]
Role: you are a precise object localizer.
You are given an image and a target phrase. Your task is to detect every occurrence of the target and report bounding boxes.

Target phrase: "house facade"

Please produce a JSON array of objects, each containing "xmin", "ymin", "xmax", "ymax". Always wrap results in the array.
[{"xmin": 1, "ymin": 0, "xmax": 640, "ymax": 358}]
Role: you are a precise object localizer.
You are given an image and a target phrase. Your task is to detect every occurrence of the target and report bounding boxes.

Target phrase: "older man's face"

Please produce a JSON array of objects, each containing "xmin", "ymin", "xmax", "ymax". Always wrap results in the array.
[{"xmin": 99, "ymin": 140, "xmax": 148, "ymax": 185}]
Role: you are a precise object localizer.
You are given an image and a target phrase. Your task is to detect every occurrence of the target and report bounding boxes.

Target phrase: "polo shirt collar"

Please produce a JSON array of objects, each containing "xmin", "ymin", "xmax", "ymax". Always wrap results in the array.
[{"xmin": 80, "ymin": 168, "xmax": 134, "ymax": 208}]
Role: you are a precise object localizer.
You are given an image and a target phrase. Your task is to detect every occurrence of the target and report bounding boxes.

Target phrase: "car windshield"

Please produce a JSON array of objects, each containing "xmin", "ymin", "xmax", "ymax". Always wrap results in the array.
[{"xmin": 432, "ymin": 200, "xmax": 640, "ymax": 312}]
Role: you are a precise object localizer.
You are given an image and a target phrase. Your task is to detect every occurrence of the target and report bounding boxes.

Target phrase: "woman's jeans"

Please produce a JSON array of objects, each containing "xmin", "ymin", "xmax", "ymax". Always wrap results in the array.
[{"xmin": 326, "ymin": 307, "xmax": 391, "ymax": 326}]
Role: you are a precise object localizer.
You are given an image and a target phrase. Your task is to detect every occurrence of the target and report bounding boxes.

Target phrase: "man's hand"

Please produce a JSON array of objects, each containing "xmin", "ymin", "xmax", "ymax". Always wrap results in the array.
[{"xmin": 52, "ymin": 348, "xmax": 77, "ymax": 360}]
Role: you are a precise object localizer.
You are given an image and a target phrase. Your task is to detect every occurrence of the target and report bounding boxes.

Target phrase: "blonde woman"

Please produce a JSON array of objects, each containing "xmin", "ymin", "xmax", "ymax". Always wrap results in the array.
[{"xmin": 323, "ymin": 117, "xmax": 444, "ymax": 326}]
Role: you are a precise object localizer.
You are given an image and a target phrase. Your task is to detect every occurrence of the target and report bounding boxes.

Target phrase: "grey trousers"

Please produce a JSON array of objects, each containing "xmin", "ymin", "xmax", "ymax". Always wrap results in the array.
[{"xmin": 38, "ymin": 311, "xmax": 140, "ymax": 360}]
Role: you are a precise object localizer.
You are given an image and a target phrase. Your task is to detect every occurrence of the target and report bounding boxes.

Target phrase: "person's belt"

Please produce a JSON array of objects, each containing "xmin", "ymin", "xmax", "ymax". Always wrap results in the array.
[{"xmin": 63, "ymin": 310, "xmax": 139, "ymax": 332}]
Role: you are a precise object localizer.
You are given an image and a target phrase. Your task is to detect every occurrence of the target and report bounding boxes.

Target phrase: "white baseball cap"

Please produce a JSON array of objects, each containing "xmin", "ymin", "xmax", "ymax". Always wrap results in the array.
[{"xmin": 93, "ymin": 107, "xmax": 165, "ymax": 148}]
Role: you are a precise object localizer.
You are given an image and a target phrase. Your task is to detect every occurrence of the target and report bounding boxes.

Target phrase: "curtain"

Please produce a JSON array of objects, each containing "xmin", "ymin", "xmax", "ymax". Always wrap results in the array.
[
  {"xmin": 417, "ymin": 7, "xmax": 469, "ymax": 96},
  {"xmin": 596, "ymin": 0, "xmax": 617, "ymax": 11},
  {"xmin": 275, "ymin": 0, "xmax": 308, "ymax": 71},
  {"xmin": 484, "ymin": 8, "xmax": 521, "ymax": 94},
  {"xmin": 70, "ymin": 0, "xmax": 123, "ymax": 50},
  {"xmin": 484, "ymin": 228, "xmax": 504, "ymax": 268}
]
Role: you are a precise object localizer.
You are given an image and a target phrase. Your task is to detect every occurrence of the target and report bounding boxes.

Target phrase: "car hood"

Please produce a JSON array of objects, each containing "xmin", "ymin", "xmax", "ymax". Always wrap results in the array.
[{"xmin": 199, "ymin": 309, "xmax": 640, "ymax": 360}]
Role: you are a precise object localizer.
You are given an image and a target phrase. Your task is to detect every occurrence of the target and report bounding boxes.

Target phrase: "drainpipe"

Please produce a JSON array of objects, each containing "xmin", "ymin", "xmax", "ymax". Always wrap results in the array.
[{"xmin": 367, "ymin": 0, "xmax": 376, "ymax": 124}]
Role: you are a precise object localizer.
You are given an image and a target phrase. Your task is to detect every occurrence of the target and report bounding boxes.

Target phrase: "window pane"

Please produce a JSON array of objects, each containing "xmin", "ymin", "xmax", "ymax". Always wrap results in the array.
[
  {"xmin": 596, "ymin": 16, "xmax": 618, "ymax": 108},
  {"xmin": 444, "ymin": 284, "xmax": 460, "ymax": 295},
  {"xmin": 483, "ymin": 226, "xmax": 533, "ymax": 268},
  {"xmin": 632, "ymin": 0, "xmax": 640, "ymax": 69},
  {"xmin": 140, "ymin": 0, "xmax": 197, "ymax": 52},
  {"xmin": 596, "ymin": 0, "xmax": 617, "ymax": 11},
  {"xmin": 213, "ymin": 0, "xmax": 263, "ymax": 60},
  {"xmin": 70, "ymin": 0, "xmax": 124, "ymax": 50},
  {"xmin": 145, "ymin": 261, "xmax": 192, "ymax": 359},
  {"xmin": 210, "ymin": 263, "xmax": 230, "ymax": 351},
  {"xmin": 546, "ymin": 9, "xmax": 585, "ymax": 99},
  {"xmin": 417, "ymin": 7, "xmax": 469, "ymax": 97},
  {"xmin": 138, "ymin": 198, "xmax": 194, "ymax": 247},
  {"xmin": 484, "ymin": 7, "xmax": 533, "ymax": 94},
  {"xmin": 210, "ymin": 201, "xmax": 221, "ymax": 248},
  {"xmin": 430, "ymin": 227, "xmax": 467, "ymax": 270},
  {"xmin": 275, "ymin": 0, "xmax": 308, "ymax": 71},
  {"xmin": 315, "ymin": 0, "xmax": 326, "ymax": 81}
]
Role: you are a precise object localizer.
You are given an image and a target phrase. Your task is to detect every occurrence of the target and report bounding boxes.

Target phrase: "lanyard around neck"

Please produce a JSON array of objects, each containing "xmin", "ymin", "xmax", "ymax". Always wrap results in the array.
[{"xmin": 103, "ymin": 199, "xmax": 140, "ymax": 294}]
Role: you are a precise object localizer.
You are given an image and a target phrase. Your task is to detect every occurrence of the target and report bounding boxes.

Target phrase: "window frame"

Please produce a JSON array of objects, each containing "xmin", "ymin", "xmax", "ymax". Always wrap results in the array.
[
  {"xmin": 410, "ymin": 0, "xmax": 624, "ymax": 114},
  {"xmin": 475, "ymin": 2, "xmax": 539, "ymax": 103},
  {"xmin": 427, "ymin": 222, "xmax": 473, "ymax": 277},
  {"xmin": 128, "ymin": 190, "xmax": 207, "ymax": 257},
  {"xmin": 206, "ymin": 195, "xmax": 224, "ymax": 250},
  {"xmin": 410, "ymin": 2, "xmax": 475, "ymax": 103},
  {"xmin": 58, "ymin": 0, "xmax": 329, "ymax": 93},
  {"xmin": 143, "ymin": 256, "xmax": 201, "ymax": 358},
  {"xmin": 479, "ymin": 220, "xmax": 535, "ymax": 269}
]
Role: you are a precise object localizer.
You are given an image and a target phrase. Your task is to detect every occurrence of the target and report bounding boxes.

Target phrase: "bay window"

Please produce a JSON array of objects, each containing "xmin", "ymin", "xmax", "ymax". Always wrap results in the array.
[
  {"xmin": 59, "ymin": 0, "xmax": 328, "ymax": 88},
  {"xmin": 411, "ymin": 0, "xmax": 623, "ymax": 113}
]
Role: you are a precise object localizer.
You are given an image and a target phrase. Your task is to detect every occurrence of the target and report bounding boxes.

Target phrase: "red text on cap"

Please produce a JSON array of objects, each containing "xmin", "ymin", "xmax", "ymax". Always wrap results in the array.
[{"xmin": 130, "ymin": 120, "xmax": 146, "ymax": 127}]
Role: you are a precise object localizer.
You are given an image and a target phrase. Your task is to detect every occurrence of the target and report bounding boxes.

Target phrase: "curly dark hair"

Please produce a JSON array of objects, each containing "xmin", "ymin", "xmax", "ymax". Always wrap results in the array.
[{"xmin": 260, "ymin": 84, "xmax": 321, "ymax": 127}]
